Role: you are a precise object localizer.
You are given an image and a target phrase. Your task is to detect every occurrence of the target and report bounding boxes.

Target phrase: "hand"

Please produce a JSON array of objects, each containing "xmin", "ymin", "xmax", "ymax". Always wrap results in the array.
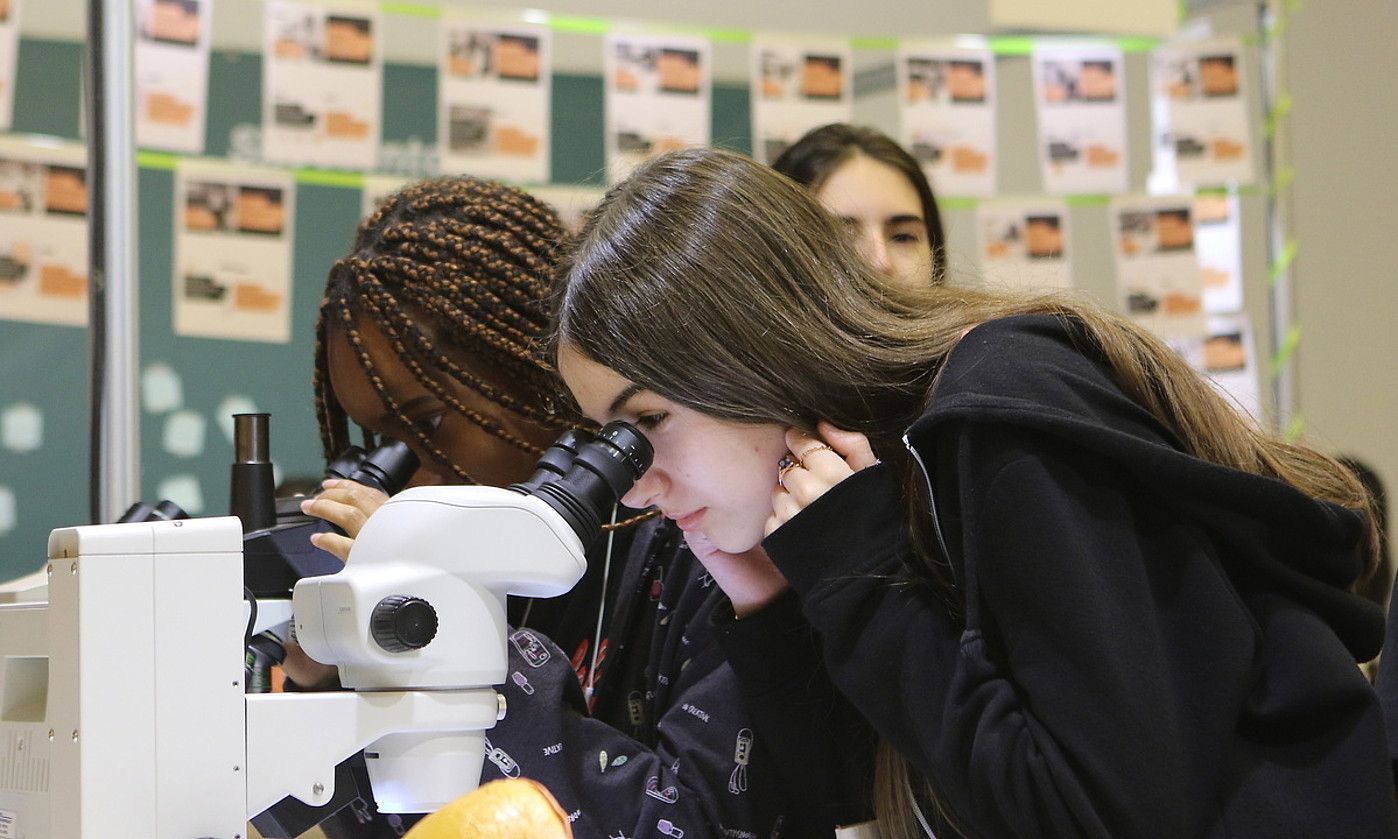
[
  {"xmin": 299, "ymin": 478, "xmax": 388, "ymax": 562},
  {"xmin": 281, "ymin": 641, "xmax": 339, "ymax": 690},
  {"xmin": 765, "ymin": 421, "xmax": 877, "ymax": 537},
  {"xmin": 684, "ymin": 531, "xmax": 789, "ymax": 618}
]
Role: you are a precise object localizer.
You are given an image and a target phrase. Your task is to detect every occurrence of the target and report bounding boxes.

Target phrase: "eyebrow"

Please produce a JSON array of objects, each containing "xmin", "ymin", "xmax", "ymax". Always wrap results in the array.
[
  {"xmin": 606, "ymin": 383, "xmax": 647, "ymax": 419},
  {"xmin": 888, "ymin": 214, "xmax": 925, "ymax": 225}
]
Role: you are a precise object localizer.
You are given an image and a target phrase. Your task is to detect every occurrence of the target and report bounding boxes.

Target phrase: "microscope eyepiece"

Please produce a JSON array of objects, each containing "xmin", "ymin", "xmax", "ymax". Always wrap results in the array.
[
  {"xmin": 326, "ymin": 437, "xmax": 420, "ymax": 497},
  {"xmin": 510, "ymin": 421, "xmax": 653, "ymax": 545}
]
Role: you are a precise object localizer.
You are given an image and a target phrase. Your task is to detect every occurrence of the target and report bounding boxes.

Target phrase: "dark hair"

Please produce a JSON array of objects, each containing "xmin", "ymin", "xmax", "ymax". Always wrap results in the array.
[
  {"xmin": 313, "ymin": 176, "xmax": 574, "ymax": 483},
  {"xmin": 771, "ymin": 123, "xmax": 947, "ymax": 283}
]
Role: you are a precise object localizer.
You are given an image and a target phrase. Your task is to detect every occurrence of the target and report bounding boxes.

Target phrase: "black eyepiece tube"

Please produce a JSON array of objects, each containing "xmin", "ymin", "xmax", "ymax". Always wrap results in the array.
[{"xmin": 231, "ymin": 413, "xmax": 276, "ymax": 532}]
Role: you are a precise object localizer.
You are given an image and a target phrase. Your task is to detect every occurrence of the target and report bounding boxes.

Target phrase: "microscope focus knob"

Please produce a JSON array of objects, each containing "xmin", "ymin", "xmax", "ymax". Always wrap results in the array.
[{"xmin": 370, "ymin": 595, "xmax": 439, "ymax": 653}]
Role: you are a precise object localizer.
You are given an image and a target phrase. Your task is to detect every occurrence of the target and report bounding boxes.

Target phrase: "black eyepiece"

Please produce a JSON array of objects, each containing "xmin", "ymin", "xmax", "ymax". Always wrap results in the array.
[
  {"xmin": 326, "ymin": 437, "xmax": 420, "ymax": 496},
  {"xmin": 510, "ymin": 421, "xmax": 653, "ymax": 544}
]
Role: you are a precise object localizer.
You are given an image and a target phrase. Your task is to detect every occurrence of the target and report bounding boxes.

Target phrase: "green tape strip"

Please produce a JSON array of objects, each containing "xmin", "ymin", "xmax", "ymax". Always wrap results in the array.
[
  {"xmin": 1114, "ymin": 37, "xmax": 1159, "ymax": 53},
  {"xmin": 379, "ymin": 2, "xmax": 438, "ymax": 18},
  {"xmin": 1065, "ymin": 194, "xmax": 1111, "ymax": 207},
  {"xmin": 988, "ymin": 36, "xmax": 1035, "ymax": 55},
  {"xmin": 1263, "ymin": 93, "xmax": 1293, "ymax": 138},
  {"xmin": 938, "ymin": 197, "xmax": 980, "ymax": 211},
  {"xmin": 137, "ymin": 151, "xmax": 179, "ymax": 171},
  {"xmin": 1270, "ymin": 165, "xmax": 1295, "ymax": 196},
  {"xmin": 1269, "ymin": 324, "xmax": 1301, "ymax": 375},
  {"xmin": 293, "ymin": 168, "xmax": 366, "ymax": 189},
  {"xmin": 851, "ymin": 36, "xmax": 899, "ymax": 51},
  {"xmin": 1283, "ymin": 415, "xmax": 1305, "ymax": 441},
  {"xmin": 548, "ymin": 15, "xmax": 612, "ymax": 36},
  {"xmin": 1269, "ymin": 238, "xmax": 1297, "ymax": 283}
]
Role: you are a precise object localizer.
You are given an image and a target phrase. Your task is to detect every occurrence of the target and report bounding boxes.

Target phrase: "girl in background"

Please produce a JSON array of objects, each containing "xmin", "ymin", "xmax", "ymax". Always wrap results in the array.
[{"xmin": 772, "ymin": 123, "xmax": 947, "ymax": 286}]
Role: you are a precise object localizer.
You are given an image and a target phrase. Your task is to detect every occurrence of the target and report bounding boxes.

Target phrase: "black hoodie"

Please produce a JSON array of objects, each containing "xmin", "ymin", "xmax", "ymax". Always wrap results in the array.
[{"xmin": 762, "ymin": 314, "xmax": 1393, "ymax": 838}]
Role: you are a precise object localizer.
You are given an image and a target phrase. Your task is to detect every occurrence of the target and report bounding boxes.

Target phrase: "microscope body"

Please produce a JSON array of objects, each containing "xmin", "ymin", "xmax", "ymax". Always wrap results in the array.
[{"xmin": 0, "ymin": 487, "xmax": 590, "ymax": 836}]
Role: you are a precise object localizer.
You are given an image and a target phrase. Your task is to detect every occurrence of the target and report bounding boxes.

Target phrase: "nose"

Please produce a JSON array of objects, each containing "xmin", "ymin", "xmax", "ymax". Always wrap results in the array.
[
  {"xmin": 860, "ymin": 229, "xmax": 893, "ymax": 277},
  {"xmin": 621, "ymin": 467, "xmax": 665, "ymax": 510}
]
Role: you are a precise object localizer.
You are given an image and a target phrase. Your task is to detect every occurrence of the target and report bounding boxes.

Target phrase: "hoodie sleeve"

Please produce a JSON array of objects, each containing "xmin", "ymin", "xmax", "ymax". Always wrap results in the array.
[
  {"xmin": 484, "ymin": 625, "xmax": 785, "ymax": 839},
  {"xmin": 764, "ymin": 425, "xmax": 1263, "ymax": 839}
]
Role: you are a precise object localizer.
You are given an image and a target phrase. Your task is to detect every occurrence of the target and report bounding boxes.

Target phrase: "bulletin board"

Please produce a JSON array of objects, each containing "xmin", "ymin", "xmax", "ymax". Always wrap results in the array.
[
  {"xmin": 0, "ymin": 6, "xmax": 1275, "ymax": 580},
  {"xmin": 0, "ymin": 36, "xmax": 753, "ymax": 578}
]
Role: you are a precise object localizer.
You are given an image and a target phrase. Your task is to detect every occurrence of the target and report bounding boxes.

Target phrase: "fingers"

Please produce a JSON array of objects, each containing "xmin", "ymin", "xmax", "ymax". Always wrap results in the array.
[
  {"xmin": 816, "ymin": 420, "xmax": 879, "ymax": 470},
  {"xmin": 309, "ymin": 530, "xmax": 354, "ymax": 562},
  {"xmin": 281, "ymin": 642, "xmax": 340, "ymax": 689},
  {"xmin": 300, "ymin": 479, "xmax": 388, "ymax": 539}
]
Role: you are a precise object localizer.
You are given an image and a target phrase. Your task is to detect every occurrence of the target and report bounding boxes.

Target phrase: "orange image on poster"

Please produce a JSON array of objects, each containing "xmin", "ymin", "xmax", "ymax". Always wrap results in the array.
[
  {"xmin": 800, "ymin": 56, "xmax": 842, "ymax": 99},
  {"xmin": 495, "ymin": 126, "xmax": 540, "ymax": 157},
  {"xmin": 326, "ymin": 110, "xmax": 371, "ymax": 139},
  {"xmin": 235, "ymin": 188, "xmax": 285, "ymax": 235},
  {"xmin": 149, "ymin": 0, "xmax": 200, "ymax": 45},
  {"xmin": 495, "ymin": 37, "xmax": 540, "ymax": 82},
  {"xmin": 39, "ymin": 264, "xmax": 87, "ymax": 299},
  {"xmin": 657, "ymin": 50, "xmax": 701, "ymax": 94},
  {"xmin": 234, "ymin": 283, "xmax": 282, "ymax": 312},
  {"xmin": 44, "ymin": 167, "xmax": 88, "ymax": 216},
  {"xmin": 951, "ymin": 146, "xmax": 989, "ymax": 173},
  {"xmin": 147, "ymin": 92, "xmax": 196, "ymax": 126},
  {"xmin": 1085, "ymin": 144, "xmax": 1120, "ymax": 168},
  {"xmin": 325, "ymin": 17, "xmax": 373, "ymax": 64}
]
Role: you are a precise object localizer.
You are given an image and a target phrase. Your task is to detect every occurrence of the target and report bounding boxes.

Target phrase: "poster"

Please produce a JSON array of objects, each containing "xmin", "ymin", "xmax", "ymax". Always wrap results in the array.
[
  {"xmin": 263, "ymin": 0, "xmax": 382, "ymax": 170},
  {"xmin": 0, "ymin": 138, "xmax": 89, "ymax": 327},
  {"xmin": 604, "ymin": 33, "xmax": 710, "ymax": 183},
  {"xmin": 1201, "ymin": 314, "xmax": 1261, "ymax": 420},
  {"xmin": 0, "ymin": 0, "xmax": 17, "ymax": 131},
  {"xmin": 439, "ymin": 22, "xmax": 551, "ymax": 183},
  {"xmin": 1111, "ymin": 195, "xmax": 1206, "ymax": 338},
  {"xmin": 976, "ymin": 199, "xmax": 1073, "ymax": 292},
  {"xmin": 1032, "ymin": 45, "xmax": 1128, "ymax": 195},
  {"xmin": 1193, "ymin": 191, "xmax": 1243, "ymax": 314},
  {"xmin": 135, "ymin": 0, "xmax": 213, "ymax": 153},
  {"xmin": 750, "ymin": 38, "xmax": 852, "ymax": 165},
  {"xmin": 173, "ymin": 161, "xmax": 296, "ymax": 343},
  {"xmin": 1153, "ymin": 37, "xmax": 1254, "ymax": 189},
  {"xmin": 897, "ymin": 44, "xmax": 997, "ymax": 197}
]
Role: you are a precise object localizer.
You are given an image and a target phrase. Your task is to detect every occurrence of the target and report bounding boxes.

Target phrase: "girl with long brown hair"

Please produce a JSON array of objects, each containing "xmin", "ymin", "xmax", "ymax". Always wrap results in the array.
[{"xmin": 553, "ymin": 147, "xmax": 1393, "ymax": 837}]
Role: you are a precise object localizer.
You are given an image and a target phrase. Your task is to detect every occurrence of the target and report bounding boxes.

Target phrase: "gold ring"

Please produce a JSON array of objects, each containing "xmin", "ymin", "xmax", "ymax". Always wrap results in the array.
[{"xmin": 795, "ymin": 443, "xmax": 834, "ymax": 466}]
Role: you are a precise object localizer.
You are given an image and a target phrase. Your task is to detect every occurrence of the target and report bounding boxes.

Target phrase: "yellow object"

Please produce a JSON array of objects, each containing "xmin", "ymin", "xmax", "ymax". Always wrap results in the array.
[{"xmin": 405, "ymin": 778, "xmax": 573, "ymax": 839}]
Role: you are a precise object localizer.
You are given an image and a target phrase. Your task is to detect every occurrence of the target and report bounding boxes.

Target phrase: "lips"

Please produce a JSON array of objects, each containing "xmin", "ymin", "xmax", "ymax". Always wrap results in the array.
[{"xmin": 671, "ymin": 508, "xmax": 707, "ymax": 532}]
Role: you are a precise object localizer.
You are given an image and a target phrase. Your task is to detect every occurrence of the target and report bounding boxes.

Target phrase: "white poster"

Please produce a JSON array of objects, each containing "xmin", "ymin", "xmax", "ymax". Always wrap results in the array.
[
  {"xmin": 263, "ymin": 1, "xmax": 382, "ymax": 170},
  {"xmin": 1032, "ymin": 45, "xmax": 1128, "ymax": 195},
  {"xmin": 750, "ymin": 38, "xmax": 852, "ymax": 165},
  {"xmin": 361, "ymin": 173, "xmax": 413, "ymax": 220},
  {"xmin": 173, "ymin": 162, "xmax": 295, "ymax": 343},
  {"xmin": 0, "ymin": 0, "xmax": 18, "ymax": 131},
  {"xmin": 1153, "ymin": 38, "xmax": 1254, "ymax": 189},
  {"xmin": 1111, "ymin": 195, "xmax": 1206, "ymax": 338},
  {"xmin": 135, "ymin": 0, "xmax": 213, "ymax": 153},
  {"xmin": 976, "ymin": 199, "xmax": 1073, "ymax": 292},
  {"xmin": 897, "ymin": 44, "xmax": 997, "ymax": 197},
  {"xmin": 1193, "ymin": 191, "xmax": 1243, "ymax": 314},
  {"xmin": 604, "ymin": 33, "xmax": 711, "ymax": 184},
  {"xmin": 1202, "ymin": 313, "xmax": 1261, "ymax": 421},
  {"xmin": 0, "ymin": 138, "xmax": 88, "ymax": 327},
  {"xmin": 439, "ymin": 22, "xmax": 551, "ymax": 183}
]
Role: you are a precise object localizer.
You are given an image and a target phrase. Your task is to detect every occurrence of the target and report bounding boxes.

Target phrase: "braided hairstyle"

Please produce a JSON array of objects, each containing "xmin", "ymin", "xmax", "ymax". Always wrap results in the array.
[{"xmin": 313, "ymin": 176, "xmax": 575, "ymax": 484}]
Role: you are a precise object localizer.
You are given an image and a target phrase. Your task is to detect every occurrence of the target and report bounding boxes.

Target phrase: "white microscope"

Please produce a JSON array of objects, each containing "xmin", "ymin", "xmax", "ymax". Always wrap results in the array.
[{"xmin": 0, "ymin": 419, "xmax": 650, "ymax": 839}]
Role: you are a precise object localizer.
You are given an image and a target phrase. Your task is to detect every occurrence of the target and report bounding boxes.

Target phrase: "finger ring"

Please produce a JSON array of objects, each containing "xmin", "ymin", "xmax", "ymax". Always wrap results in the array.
[
  {"xmin": 777, "ymin": 454, "xmax": 798, "ymax": 473},
  {"xmin": 795, "ymin": 443, "xmax": 834, "ymax": 466}
]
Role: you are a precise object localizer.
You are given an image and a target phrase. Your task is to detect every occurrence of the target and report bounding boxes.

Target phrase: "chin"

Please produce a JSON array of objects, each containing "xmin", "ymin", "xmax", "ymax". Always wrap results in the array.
[{"xmin": 710, "ymin": 527, "xmax": 764, "ymax": 555}]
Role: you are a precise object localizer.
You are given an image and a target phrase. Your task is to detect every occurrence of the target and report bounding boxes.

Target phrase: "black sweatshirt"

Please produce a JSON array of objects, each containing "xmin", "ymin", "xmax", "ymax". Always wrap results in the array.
[
  {"xmin": 761, "ymin": 314, "xmax": 1394, "ymax": 838},
  {"xmin": 487, "ymin": 515, "xmax": 789, "ymax": 838}
]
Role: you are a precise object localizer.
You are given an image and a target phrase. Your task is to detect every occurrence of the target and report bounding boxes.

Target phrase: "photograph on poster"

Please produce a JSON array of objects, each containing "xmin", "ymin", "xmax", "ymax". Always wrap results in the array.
[
  {"xmin": 977, "ymin": 200, "xmax": 1073, "ymax": 291},
  {"xmin": 1040, "ymin": 58, "xmax": 1118, "ymax": 103},
  {"xmin": 141, "ymin": 0, "xmax": 201, "ymax": 46},
  {"xmin": 1153, "ymin": 39, "xmax": 1253, "ymax": 187},
  {"xmin": 439, "ymin": 24, "xmax": 549, "ymax": 180},
  {"xmin": 1033, "ymin": 47, "xmax": 1128, "ymax": 194},
  {"xmin": 751, "ymin": 40, "xmax": 851, "ymax": 164},
  {"xmin": 899, "ymin": 46, "xmax": 997, "ymax": 196}
]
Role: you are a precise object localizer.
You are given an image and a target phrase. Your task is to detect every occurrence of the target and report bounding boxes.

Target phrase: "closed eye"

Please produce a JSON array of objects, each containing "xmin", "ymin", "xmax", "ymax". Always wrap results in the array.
[{"xmin": 634, "ymin": 412, "xmax": 668, "ymax": 430}]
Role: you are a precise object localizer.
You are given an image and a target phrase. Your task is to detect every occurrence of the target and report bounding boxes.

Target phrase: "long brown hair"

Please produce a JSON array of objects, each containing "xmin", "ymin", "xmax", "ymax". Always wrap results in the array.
[{"xmin": 555, "ymin": 147, "xmax": 1379, "ymax": 837}]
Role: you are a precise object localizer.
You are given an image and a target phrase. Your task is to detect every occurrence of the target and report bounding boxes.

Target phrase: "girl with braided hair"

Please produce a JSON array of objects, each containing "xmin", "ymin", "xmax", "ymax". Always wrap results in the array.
[{"xmin": 289, "ymin": 176, "xmax": 797, "ymax": 837}]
